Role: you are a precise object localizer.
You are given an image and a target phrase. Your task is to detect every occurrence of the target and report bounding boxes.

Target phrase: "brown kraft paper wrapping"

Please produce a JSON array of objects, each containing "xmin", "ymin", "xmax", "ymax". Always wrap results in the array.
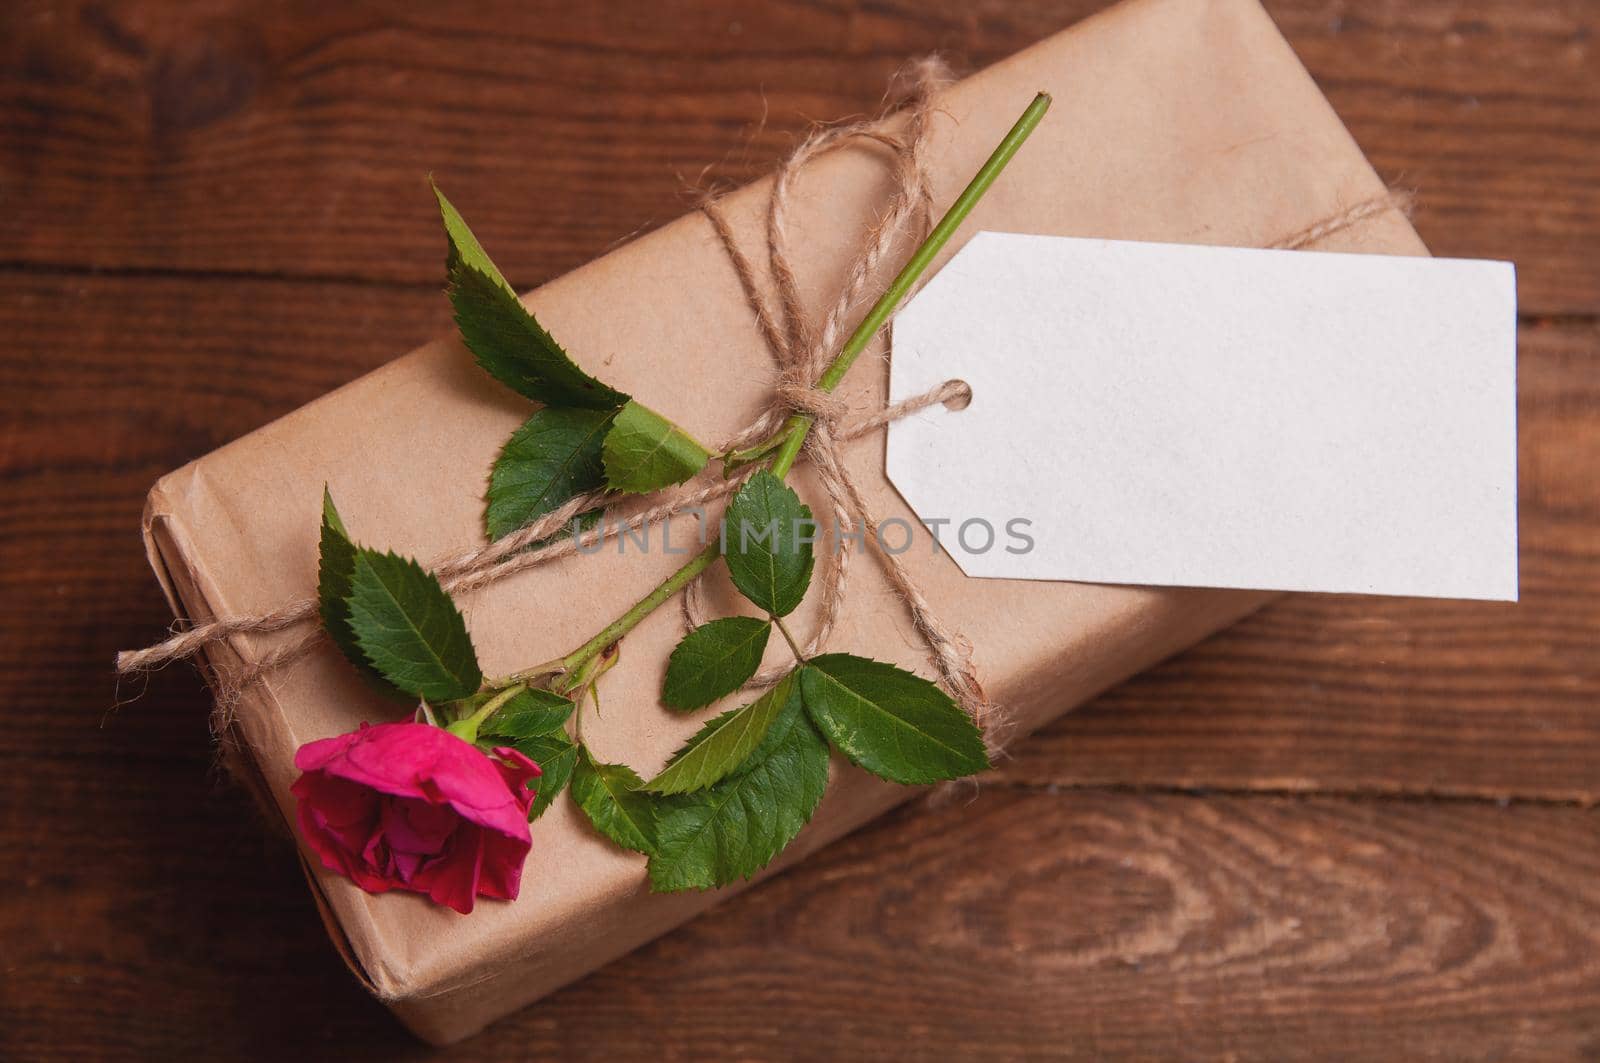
[{"xmin": 139, "ymin": 0, "xmax": 1429, "ymax": 1044}]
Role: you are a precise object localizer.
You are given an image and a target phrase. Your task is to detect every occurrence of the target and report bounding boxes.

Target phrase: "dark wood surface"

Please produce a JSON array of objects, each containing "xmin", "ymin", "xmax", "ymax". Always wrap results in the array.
[{"xmin": 2, "ymin": 1, "xmax": 1596, "ymax": 1058}]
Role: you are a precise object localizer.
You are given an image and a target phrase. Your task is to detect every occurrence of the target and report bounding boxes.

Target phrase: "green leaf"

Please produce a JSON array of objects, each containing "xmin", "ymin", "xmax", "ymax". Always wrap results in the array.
[
  {"xmin": 647, "ymin": 692, "xmax": 830, "ymax": 892},
  {"xmin": 600, "ymin": 400, "xmax": 710, "ymax": 494},
  {"xmin": 486, "ymin": 407, "xmax": 614, "ymax": 540},
  {"xmin": 317, "ymin": 489, "xmax": 357, "ymax": 657},
  {"xmin": 479, "ymin": 688, "xmax": 574, "ymax": 740},
  {"xmin": 645, "ymin": 672, "xmax": 797, "ymax": 795},
  {"xmin": 570, "ymin": 747, "xmax": 659, "ymax": 854},
  {"xmin": 346, "ymin": 549, "xmax": 482, "ymax": 701},
  {"xmin": 799, "ymin": 653, "xmax": 989, "ymax": 785},
  {"xmin": 434, "ymin": 183, "xmax": 628, "ymax": 410},
  {"xmin": 661, "ymin": 616, "xmax": 771, "ymax": 711},
  {"xmin": 513, "ymin": 731, "xmax": 577, "ymax": 823},
  {"xmin": 316, "ymin": 491, "xmax": 402, "ymax": 697},
  {"xmin": 722, "ymin": 470, "xmax": 815, "ymax": 617}
]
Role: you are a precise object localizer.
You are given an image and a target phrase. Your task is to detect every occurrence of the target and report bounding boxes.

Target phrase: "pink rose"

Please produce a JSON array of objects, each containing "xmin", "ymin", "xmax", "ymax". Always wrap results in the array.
[{"xmin": 291, "ymin": 721, "xmax": 540, "ymax": 914}]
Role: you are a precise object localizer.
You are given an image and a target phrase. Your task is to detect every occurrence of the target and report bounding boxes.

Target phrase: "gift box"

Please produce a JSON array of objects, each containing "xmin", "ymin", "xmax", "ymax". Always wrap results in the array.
[{"xmin": 138, "ymin": 0, "xmax": 1428, "ymax": 1044}]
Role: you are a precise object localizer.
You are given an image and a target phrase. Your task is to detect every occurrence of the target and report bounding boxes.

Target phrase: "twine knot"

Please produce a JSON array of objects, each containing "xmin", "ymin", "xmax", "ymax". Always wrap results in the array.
[
  {"xmin": 115, "ymin": 53, "xmax": 1413, "ymax": 761},
  {"xmin": 774, "ymin": 369, "xmax": 850, "ymax": 426},
  {"xmin": 688, "ymin": 55, "xmax": 1003, "ymax": 744}
]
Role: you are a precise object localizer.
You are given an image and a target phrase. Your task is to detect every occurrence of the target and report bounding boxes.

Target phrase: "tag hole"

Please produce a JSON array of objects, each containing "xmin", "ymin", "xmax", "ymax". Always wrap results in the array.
[{"xmin": 942, "ymin": 379, "xmax": 973, "ymax": 411}]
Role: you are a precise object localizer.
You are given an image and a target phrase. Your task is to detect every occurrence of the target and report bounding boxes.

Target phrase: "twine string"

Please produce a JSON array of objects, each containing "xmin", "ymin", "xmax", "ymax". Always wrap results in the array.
[
  {"xmin": 684, "ymin": 58, "xmax": 993, "ymax": 735},
  {"xmin": 116, "ymin": 56, "xmax": 1413, "ymax": 753}
]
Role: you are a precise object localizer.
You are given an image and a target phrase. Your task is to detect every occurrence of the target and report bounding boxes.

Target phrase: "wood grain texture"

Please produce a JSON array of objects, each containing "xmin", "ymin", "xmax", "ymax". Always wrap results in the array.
[
  {"xmin": 1, "ymin": 0, "xmax": 1596, "ymax": 312},
  {"xmin": 8, "ymin": 774, "xmax": 1600, "ymax": 1060},
  {"xmin": 1010, "ymin": 327, "xmax": 1600, "ymax": 802},
  {"xmin": 2, "ymin": 272, "xmax": 1592, "ymax": 798},
  {"xmin": 1, "ymin": 0, "xmax": 1596, "ymax": 1057}
]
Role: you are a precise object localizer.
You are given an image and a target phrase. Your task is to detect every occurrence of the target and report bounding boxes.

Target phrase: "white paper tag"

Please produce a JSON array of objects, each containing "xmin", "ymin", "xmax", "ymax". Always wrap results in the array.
[{"xmin": 886, "ymin": 232, "xmax": 1518, "ymax": 601}]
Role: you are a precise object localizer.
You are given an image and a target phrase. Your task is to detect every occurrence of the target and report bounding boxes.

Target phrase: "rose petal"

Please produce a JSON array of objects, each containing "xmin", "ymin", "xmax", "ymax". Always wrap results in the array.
[
  {"xmin": 291, "ymin": 721, "xmax": 537, "ymax": 914},
  {"xmin": 413, "ymin": 825, "xmax": 486, "ymax": 914},
  {"xmin": 476, "ymin": 829, "xmax": 531, "ymax": 901},
  {"xmin": 291, "ymin": 774, "xmax": 393, "ymax": 894},
  {"xmin": 382, "ymin": 796, "xmax": 457, "ymax": 857},
  {"xmin": 315, "ymin": 723, "xmax": 532, "ymax": 842},
  {"xmin": 491, "ymin": 745, "xmax": 541, "ymax": 818}
]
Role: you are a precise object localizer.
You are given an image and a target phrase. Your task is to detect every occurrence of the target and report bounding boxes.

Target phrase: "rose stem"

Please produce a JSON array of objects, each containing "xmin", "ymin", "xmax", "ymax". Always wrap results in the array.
[
  {"xmin": 446, "ymin": 682, "xmax": 526, "ymax": 742},
  {"xmin": 547, "ymin": 91, "xmax": 1052, "ymax": 688},
  {"xmin": 773, "ymin": 616, "xmax": 806, "ymax": 661}
]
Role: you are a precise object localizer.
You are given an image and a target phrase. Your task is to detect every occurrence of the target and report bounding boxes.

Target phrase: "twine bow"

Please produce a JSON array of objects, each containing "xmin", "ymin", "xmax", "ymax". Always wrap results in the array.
[
  {"xmin": 117, "ymin": 56, "xmax": 1412, "ymax": 755},
  {"xmin": 687, "ymin": 57, "xmax": 996, "ymax": 742}
]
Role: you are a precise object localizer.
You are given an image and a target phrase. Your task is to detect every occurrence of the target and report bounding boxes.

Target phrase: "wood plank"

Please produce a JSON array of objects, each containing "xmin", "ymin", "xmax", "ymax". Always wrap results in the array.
[
  {"xmin": 1, "ymin": 0, "xmax": 1595, "ymax": 314},
  {"xmin": 2, "ymin": 1, "xmax": 1596, "ymax": 1056},
  {"xmin": 5, "ymin": 763, "xmax": 1599, "ymax": 1059},
  {"xmin": 0, "ymin": 271, "xmax": 441, "ymax": 762},
  {"xmin": 0, "ymin": 271, "xmax": 1594, "ymax": 800},
  {"xmin": 554, "ymin": 792, "xmax": 1600, "ymax": 1061},
  {"xmin": 1274, "ymin": 0, "xmax": 1599, "ymax": 317},
  {"xmin": 1009, "ymin": 320, "xmax": 1600, "ymax": 802}
]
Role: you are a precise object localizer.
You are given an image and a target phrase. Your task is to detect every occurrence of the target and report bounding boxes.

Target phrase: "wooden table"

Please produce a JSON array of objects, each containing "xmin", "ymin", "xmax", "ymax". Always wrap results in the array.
[{"xmin": 3, "ymin": 1, "xmax": 1596, "ymax": 1058}]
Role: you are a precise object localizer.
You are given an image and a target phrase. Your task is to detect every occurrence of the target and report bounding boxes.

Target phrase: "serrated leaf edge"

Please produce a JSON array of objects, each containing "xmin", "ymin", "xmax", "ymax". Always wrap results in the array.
[
  {"xmin": 644, "ymin": 674, "xmax": 793, "ymax": 794},
  {"xmin": 723, "ymin": 471, "xmax": 815, "ymax": 617},
  {"xmin": 479, "ymin": 688, "xmax": 575, "ymax": 740},
  {"xmin": 515, "ymin": 731, "xmax": 577, "ymax": 823},
  {"xmin": 600, "ymin": 401, "xmax": 710, "ymax": 495},
  {"xmin": 348, "ymin": 549, "xmax": 481, "ymax": 701},
  {"xmin": 486, "ymin": 407, "xmax": 615, "ymax": 540},
  {"xmin": 799, "ymin": 654, "xmax": 990, "ymax": 784},
  {"xmin": 572, "ymin": 749, "xmax": 657, "ymax": 855},
  {"xmin": 661, "ymin": 616, "xmax": 772, "ymax": 711}
]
